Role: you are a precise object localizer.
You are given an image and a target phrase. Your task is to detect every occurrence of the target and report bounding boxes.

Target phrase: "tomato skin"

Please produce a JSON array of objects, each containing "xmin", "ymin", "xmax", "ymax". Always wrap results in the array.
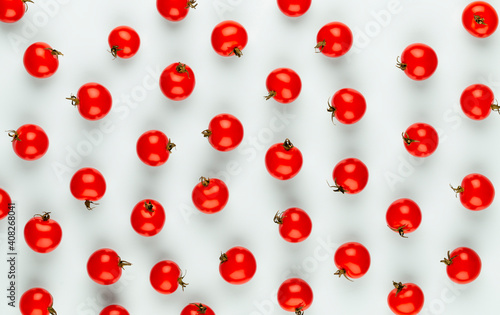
[
  {"xmin": 444, "ymin": 247, "xmax": 481, "ymax": 284},
  {"xmin": 157, "ymin": 0, "xmax": 191, "ymax": 21},
  {"xmin": 331, "ymin": 88, "xmax": 367, "ymax": 124},
  {"xmin": 265, "ymin": 139, "xmax": 303, "ymax": 180},
  {"xmin": 277, "ymin": 0, "xmax": 311, "ymax": 17},
  {"xmin": 100, "ymin": 305, "xmax": 130, "ymax": 315},
  {"xmin": 150, "ymin": 260, "xmax": 185, "ymax": 294},
  {"xmin": 191, "ymin": 177, "xmax": 229, "ymax": 214},
  {"xmin": 316, "ymin": 22, "xmax": 353, "ymax": 57},
  {"xmin": 136, "ymin": 130, "xmax": 174, "ymax": 166},
  {"xmin": 265, "ymin": 68, "xmax": 302, "ymax": 104},
  {"xmin": 387, "ymin": 283, "xmax": 424, "ymax": 315},
  {"xmin": 334, "ymin": 242, "xmax": 370, "ymax": 279},
  {"xmin": 23, "ymin": 42, "xmax": 61, "ymax": 78},
  {"xmin": 0, "ymin": 188, "xmax": 11, "ymax": 220},
  {"xmin": 130, "ymin": 199, "xmax": 166, "ymax": 237},
  {"xmin": 219, "ymin": 246, "xmax": 257, "ymax": 285},
  {"xmin": 204, "ymin": 114, "xmax": 244, "ymax": 152},
  {"xmin": 24, "ymin": 213, "xmax": 62, "ymax": 253},
  {"xmin": 10, "ymin": 124, "xmax": 49, "ymax": 161},
  {"xmin": 386, "ymin": 199, "xmax": 422, "ymax": 236},
  {"xmin": 462, "ymin": 1, "xmax": 498, "ymax": 38},
  {"xmin": 211, "ymin": 20, "xmax": 248, "ymax": 57},
  {"xmin": 180, "ymin": 303, "xmax": 215, "ymax": 315},
  {"xmin": 87, "ymin": 248, "xmax": 128, "ymax": 285},
  {"xmin": 402, "ymin": 123, "xmax": 439, "ymax": 158},
  {"xmin": 277, "ymin": 278, "xmax": 313, "ymax": 312},
  {"xmin": 276, "ymin": 207, "xmax": 312, "ymax": 243},
  {"xmin": 398, "ymin": 43, "xmax": 438, "ymax": 81},
  {"xmin": 331, "ymin": 158, "xmax": 369, "ymax": 194},
  {"xmin": 74, "ymin": 83, "xmax": 113, "ymax": 120},
  {"xmin": 108, "ymin": 26, "xmax": 140, "ymax": 59},
  {"xmin": 160, "ymin": 62, "xmax": 195, "ymax": 101},
  {"xmin": 70, "ymin": 168, "xmax": 106, "ymax": 202},
  {"xmin": 20, "ymin": 287, "xmax": 55, "ymax": 315},
  {"xmin": 455, "ymin": 173, "xmax": 495, "ymax": 211},
  {"xmin": 460, "ymin": 84, "xmax": 495, "ymax": 120},
  {"xmin": 0, "ymin": 0, "xmax": 26, "ymax": 23}
]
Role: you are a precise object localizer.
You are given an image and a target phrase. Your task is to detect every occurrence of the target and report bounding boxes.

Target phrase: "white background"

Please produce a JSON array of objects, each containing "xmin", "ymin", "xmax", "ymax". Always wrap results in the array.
[{"xmin": 1, "ymin": 0, "xmax": 500, "ymax": 314}]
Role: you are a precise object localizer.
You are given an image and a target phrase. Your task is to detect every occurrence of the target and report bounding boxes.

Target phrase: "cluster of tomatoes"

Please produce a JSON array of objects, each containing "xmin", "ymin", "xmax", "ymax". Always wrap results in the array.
[{"xmin": 0, "ymin": 0, "xmax": 499, "ymax": 314}]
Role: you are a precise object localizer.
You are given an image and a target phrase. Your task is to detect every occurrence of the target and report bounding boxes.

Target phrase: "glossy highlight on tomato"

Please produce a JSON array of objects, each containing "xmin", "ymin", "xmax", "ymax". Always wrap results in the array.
[
  {"xmin": 68, "ymin": 83, "xmax": 112, "ymax": 120},
  {"xmin": 150, "ymin": 260, "xmax": 187, "ymax": 294},
  {"xmin": 315, "ymin": 22, "xmax": 353, "ymax": 57},
  {"xmin": 23, "ymin": 42, "xmax": 62, "ymax": 78},
  {"xmin": 277, "ymin": 0, "xmax": 311, "ymax": 17},
  {"xmin": 211, "ymin": 20, "xmax": 248, "ymax": 57},
  {"xmin": 181, "ymin": 303, "xmax": 215, "ymax": 315},
  {"xmin": 219, "ymin": 246, "xmax": 256, "ymax": 285},
  {"xmin": 0, "ymin": 188, "xmax": 11, "ymax": 220},
  {"xmin": 8, "ymin": 124, "xmax": 49, "ymax": 161},
  {"xmin": 334, "ymin": 242, "xmax": 370, "ymax": 280},
  {"xmin": 277, "ymin": 278, "xmax": 313, "ymax": 313},
  {"xmin": 157, "ymin": 0, "xmax": 197, "ymax": 22},
  {"xmin": 100, "ymin": 305, "xmax": 130, "ymax": 315},
  {"xmin": 330, "ymin": 158, "xmax": 369, "ymax": 194},
  {"xmin": 460, "ymin": 84, "xmax": 498, "ymax": 120},
  {"xmin": 396, "ymin": 43, "xmax": 438, "ymax": 81},
  {"xmin": 87, "ymin": 248, "xmax": 131, "ymax": 285},
  {"xmin": 108, "ymin": 26, "xmax": 140, "ymax": 59},
  {"xmin": 130, "ymin": 199, "xmax": 166, "ymax": 237},
  {"xmin": 160, "ymin": 62, "xmax": 195, "ymax": 101},
  {"xmin": 462, "ymin": 1, "xmax": 498, "ymax": 38},
  {"xmin": 24, "ymin": 212, "xmax": 62, "ymax": 253},
  {"xmin": 136, "ymin": 130, "xmax": 175, "ymax": 166},
  {"xmin": 203, "ymin": 113, "xmax": 244, "ymax": 151},
  {"xmin": 265, "ymin": 68, "xmax": 302, "ymax": 103},
  {"xmin": 451, "ymin": 173, "xmax": 495, "ymax": 211},
  {"xmin": 386, "ymin": 198, "xmax": 422, "ymax": 238},
  {"xmin": 274, "ymin": 207, "xmax": 312, "ymax": 243},
  {"xmin": 388, "ymin": 282, "xmax": 424, "ymax": 315},
  {"xmin": 402, "ymin": 123, "xmax": 439, "ymax": 158},
  {"xmin": 441, "ymin": 247, "xmax": 481, "ymax": 284},
  {"xmin": 0, "ymin": 0, "xmax": 30, "ymax": 23},
  {"xmin": 20, "ymin": 287, "xmax": 56, "ymax": 315},
  {"xmin": 329, "ymin": 88, "xmax": 366, "ymax": 124},
  {"xmin": 265, "ymin": 139, "xmax": 303, "ymax": 180},
  {"xmin": 70, "ymin": 167, "xmax": 106, "ymax": 210}
]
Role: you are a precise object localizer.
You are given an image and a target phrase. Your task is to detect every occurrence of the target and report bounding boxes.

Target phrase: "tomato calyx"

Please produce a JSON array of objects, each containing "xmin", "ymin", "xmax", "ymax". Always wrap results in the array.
[
  {"xmin": 144, "ymin": 201, "xmax": 154, "ymax": 213},
  {"xmin": 449, "ymin": 184, "xmax": 464, "ymax": 197},
  {"xmin": 326, "ymin": 178, "xmax": 348, "ymax": 194},
  {"xmin": 176, "ymin": 62, "xmax": 191, "ymax": 79},
  {"xmin": 202, "ymin": 129, "xmax": 212, "ymax": 137},
  {"xmin": 186, "ymin": 0, "xmax": 198, "ymax": 9},
  {"xmin": 191, "ymin": 303, "xmax": 207, "ymax": 314},
  {"xmin": 34, "ymin": 211, "xmax": 52, "ymax": 221},
  {"xmin": 294, "ymin": 306, "xmax": 305, "ymax": 315},
  {"xmin": 334, "ymin": 268, "xmax": 353, "ymax": 282},
  {"xmin": 395, "ymin": 57, "xmax": 407, "ymax": 71},
  {"xmin": 264, "ymin": 90, "xmax": 277, "ymax": 100},
  {"xmin": 84, "ymin": 200, "xmax": 99, "ymax": 211},
  {"xmin": 199, "ymin": 176, "xmax": 210, "ymax": 187},
  {"xmin": 23, "ymin": 0, "xmax": 34, "ymax": 12},
  {"xmin": 219, "ymin": 252, "xmax": 228, "ymax": 263},
  {"xmin": 178, "ymin": 270, "xmax": 189, "ymax": 291},
  {"xmin": 48, "ymin": 304, "xmax": 57, "ymax": 315},
  {"xmin": 167, "ymin": 139, "xmax": 176, "ymax": 152},
  {"xmin": 392, "ymin": 281, "xmax": 406, "ymax": 296},
  {"xmin": 388, "ymin": 224, "xmax": 408, "ymax": 238},
  {"xmin": 273, "ymin": 211, "xmax": 284, "ymax": 224},
  {"xmin": 402, "ymin": 132, "xmax": 419, "ymax": 146},
  {"xmin": 314, "ymin": 40, "xmax": 326, "ymax": 53},
  {"xmin": 110, "ymin": 45, "xmax": 123, "ymax": 59},
  {"xmin": 45, "ymin": 48, "xmax": 64, "ymax": 59},
  {"xmin": 66, "ymin": 94, "xmax": 80, "ymax": 106},
  {"xmin": 282, "ymin": 138, "xmax": 294, "ymax": 151},
  {"xmin": 440, "ymin": 250, "xmax": 458, "ymax": 266},
  {"xmin": 118, "ymin": 257, "xmax": 132, "ymax": 269},
  {"xmin": 228, "ymin": 47, "xmax": 243, "ymax": 58},
  {"xmin": 491, "ymin": 100, "xmax": 500, "ymax": 114},
  {"xmin": 474, "ymin": 15, "xmax": 487, "ymax": 25},
  {"xmin": 327, "ymin": 99, "xmax": 336, "ymax": 123},
  {"xmin": 6, "ymin": 130, "xmax": 21, "ymax": 142}
]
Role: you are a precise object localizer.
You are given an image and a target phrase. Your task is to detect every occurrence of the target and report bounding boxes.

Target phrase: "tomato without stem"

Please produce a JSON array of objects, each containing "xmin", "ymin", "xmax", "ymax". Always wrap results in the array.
[
  {"xmin": 108, "ymin": 26, "xmax": 140, "ymax": 59},
  {"xmin": 388, "ymin": 282, "xmax": 424, "ymax": 315},
  {"xmin": 315, "ymin": 22, "xmax": 353, "ymax": 57},
  {"xmin": 24, "ymin": 212, "xmax": 62, "ymax": 253},
  {"xmin": 328, "ymin": 88, "xmax": 366, "ymax": 124},
  {"xmin": 211, "ymin": 20, "xmax": 248, "ymax": 57},
  {"xmin": 462, "ymin": 1, "xmax": 498, "ymax": 38},
  {"xmin": 265, "ymin": 68, "xmax": 302, "ymax": 104},
  {"xmin": 203, "ymin": 113, "xmax": 244, "ymax": 151},
  {"xmin": 136, "ymin": 130, "xmax": 175, "ymax": 166},
  {"xmin": 67, "ymin": 83, "xmax": 112, "ymax": 120},
  {"xmin": 70, "ymin": 167, "xmax": 106, "ymax": 210},
  {"xmin": 8, "ymin": 124, "xmax": 49, "ymax": 161},
  {"xmin": 87, "ymin": 248, "xmax": 131, "ymax": 285},
  {"xmin": 23, "ymin": 42, "xmax": 62, "ymax": 78},
  {"xmin": 330, "ymin": 158, "xmax": 368, "ymax": 194},
  {"xmin": 181, "ymin": 303, "xmax": 215, "ymax": 315},
  {"xmin": 334, "ymin": 242, "xmax": 370, "ymax": 280},
  {"xmin": 131, "ymin": 199, "xmax": 166, "ymax": 237},
  {"xmin": 277, "ymin": 278, "xmax": 313, "ymax": 313},
  {"xmin": 20, "ymin": 287, "xmax": 56, "ymax": 315},
  {"xmin": 160, "ymin": 62, "xmax": 195, "ymax": 101},
  {"xmin": 277, "ymin": 0, "xmax": 311, "ymax": 17},
  {"xmin": 441, "ymin": 247, "xmax": 481, "ymax": 284},
  {"xmin": 460, "ymin": 84, "xmax": 498, "ymax": 120},
  {"xmin": 451, "ymin": 173, "xmax": 495, "ymax": 211},
  {"xmin": 402, "ymin": 123, "xmax": 439, "ymax": 158},
  {"xmin": 0, "ymin": 188, "xmax": 11, "ymax": 220},
  {"xmin": 100, "ymin": 305, "xmax": 130, "ymax": 315},
  {"xmin": 274, "ymin": 207, "xmax": 312, "ymax": 243},
  {"xmin": 192, "ymin": 177, "xmax": 229, "ymax": 214},
  {"xmin": 157, "ymin": 0, "xmax": 197, "ymax": 22},
  {"xmin": 396, "ymin": 43, "xmax": 438, "ymax": 81},
  {"xmin": 386, "ymin": 199, "xmax": 422, "ymax": 238},
  {"xmin": 150, "ymin": 260, "xmax": 188, "ymax": 294},
  {"xmin": 219, "ymin": 246, "xmax": 256, "ymax": 285}
]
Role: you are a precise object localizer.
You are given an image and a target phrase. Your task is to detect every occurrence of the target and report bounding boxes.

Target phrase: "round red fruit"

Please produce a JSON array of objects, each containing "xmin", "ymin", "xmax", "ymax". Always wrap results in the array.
[
  {"xmin": 23, "ymin": 42, "xmax": 62, "ymax": 78},
  {"xmin": 277, "ymin": 0, "xmax": 311, "ymax": 17},
  {"xmin": 70, "ymin": 167, "xmax": 106, "ymax": 210},
  {"xmin": 402, "ymin": 123, "xmax": 438, "ymax": 158},
  {"xmin": 100, "ymin": 305, "xmax": 130, "ymax": 315},
  {"xmin": 334, "ymin": 242, "xmax": 370, "ymax": 280},
  {"xmin": 211, "ymin": 20, "xmax": 248, "ymax": 57},
  {"xmin": 265, "ymin": 68, "xmax": 302, "ymax": 104},
  {"xmin": 388, "ymin": 282, "xmax": 424, "ymax": 315},
  {"xmin": 277, "ymin": 278, "xmax": 313, "ymax": 313},
  {"xmin": 386, "ymin": 199, "xmax": 422, "ymax": 238},
  {"xmin": 219, "ymin": 246, "xmax": 256, "ymax": 285},
  {"xmin": 131, "ymin": 199, "xmax": 166, "ymax": 237},
  {"xmin": 441, "ymin": 247, "xmax": 481, "ymax": 284},
  {"xmin": 192, "ymin": 177, "xmax": 229, "ymax": 214},
  {"xmin": 20, "ymin": 287, "xmax": 56, "ymax": 315},
  {"xmin": 108, "ymin": 26, "xmax": 140, "ymax": 59},
  {"xmin": 157, "ymin": 0, "xmax": 197, "ymax": 22},
  {"xmin": 0, "ymin": 0, "xmax": 31, "ymax": 23},
  {"xmin": 24, "ymin": 212, "xmax": 62, "ymax": 253},
  {"xmin": 462, "ymin": 1, "xmax": 498, "ymax": 38},
  {"xmin": 315, "ymin": 22, "xmax": 353, "ymax": 57},
  {"xmin": 181, "ymin": 303, "xmax": 215, "ymax": 315},
  {"xmin": 150, "ymin": 260, "xmax": 188, "ymax": 294},
  {"xmin": 160, "ymin": 62, "xmax": 195, "ymax": 101},
  {"xmin": 68, "ymin": 83, "xmax": 112, "ymax": 120},
  {"xmin": 8, "ymin": 124, "xmax": 49, "ymax": 161},
  {"xmin": 396, "ymin": 43, "xmax": 438, "ymax": 81},
  {"xmin": 87, "ymin": 248, "xmax": 131, "ymax": 285},
  {"xmin": 451, "ymin": 173, "xmax": 495, "ymax": 211},
  {"xmin": 136, "ymin": 130, "xmax": 175, "ymax": 166},
  {"xmin": 460, "ymin": 84, "xmax": 498, "ymax": 120},
  {"xmin": 329, "ymin": 88, "xmax": 366, "ymax": 124},
  {"xmin": 330, "ymin": 158, "xmax": 369, "ymax": 194},
  {"xmin": 274, "ymin": 207, "xmax": 312, "ymax": 243},
  {"xmin": 203, "ymin": 113, "xmax": 244, "ymax": 151},
  {"xmin": 0, "ymin": 188, "xmax": 11, "ymax": 220},
  {"xmin": 265, "ymin": 139, "xmax": 303, "ymax": 180}
]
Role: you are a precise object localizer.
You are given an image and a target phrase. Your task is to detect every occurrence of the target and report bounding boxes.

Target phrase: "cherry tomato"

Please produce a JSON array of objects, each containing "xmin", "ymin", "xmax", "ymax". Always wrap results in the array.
[
  {"xmin": 315, "ymin": 22, "xmax": 353, "ymax": 57},
  {"xmin": 203, "ymin": 113, "xmax": 244, "ymax": 151},
  {"xmin": 24, "ymin": 212, "xmax": 62, "ymax": 253},
  {"xmin": 277, "ymin": 278, "xmax": 313, "ymax": 313},
  {"xmin": 20, "ymin": 287, "xmax": 56, "ymax": 315},
  {"xmin": 160, "ymin": 62, "xmax": 195, "ymax": 101},
  {"xmin": 191, "ymin": 177, "xmax": 229, "ymax": 214},
  {"xmin": 265, "ymin": 68, "xmax": 302, "ymax": 104},
  {"xmin": 67, "ymin": 83, "xmax": 112, "ymax": 120},
  {"xmin": 402, "ymin": 123, "xmax": 438, "ymax": 158},
  {"xmin": 328, "ymin": 88, "xmax": 366, "ymax": 124},
  {"xmin": 462, "ymin": 1, "xmax": 498, "ymax": 38},
  {"xmin": 150, "ymin": 260, "xmax": 188, "ymax": 294},
  {"xmin": 131, "ymin": 199, "xmax": 166, "ymax": 237},
  {"xmin": 157, "ymin": 0, "xmax": 197, "ymax": 22},
  {"xmin": 23, "ymin": 42, "xmax": 62, "ymax": 78},
  {"xmin": 136, "ymin": 130, "xmax": 175, "ymax": 167},
  {"xmin": 334, "ymin": 242, "xmax": 370, "ymax": 280},
  {"xmin": 8, "ymin": 124, "xmax": 49, "ymax": 161},
  {"xmin": 108, "ymin": 26, "xmax": 140, "ymax": 59},
  {"xmin": 460, "ymin": 84, "xmax": 498, "ymax": 120},
  {"xmin": 441, "ymin": 247, "xmax": 481, "ymax": 284},
  {"xmin": 265, "ymin": 139, "xmax": 303, "ymax": 180},
  {"xmin": 181, "ymin": 303, "xmax": 215, "ymax": 315},
  {"xmin": 211, "ymin": 20, "xmax": 248, "ymax": 57},
  {"xmin": 386, "ymin": 199, "xmax": 422, "ymax": 238},
  {"xmin": 0, "ymin": 188, "xmax": 11, "ymax": 220},
  {"xmin": 274, "ymin": 207, "xmax": 312, "ymax": 243},
  {"xmin": 219, "ymin": 246, "xmax": 256, "ymax": 285},
  {"xmin": 70, "ymin": 167, "xmax": 106, "ymax": 210},
  {"xmin": 100, "ymin": 305, "xmax": 130, "ymax": 315},
  {"xmin": 387, "ymin": 282, "xmax": 424, "ymax": 315},
  {"xmin": 0, "ymin": 0, "xmax": 31, "ymax": 23},
  {"xmin": 396, "ymin": 43, "xmax": 438, "ymax": 81},
  {"xmin": 330, "ymin": 158, "xmax": 368, "ymax": 194},
  {"xmin": 87, "ymin": 248, "xmax": 131, "ymax": 285},
  {"xmin": 277, "ymin": 0, "xmax": 311, "ymax": 17},
  {"xmin": 451, "ymin": 173, "xmax": 495, "ymax": 211}
]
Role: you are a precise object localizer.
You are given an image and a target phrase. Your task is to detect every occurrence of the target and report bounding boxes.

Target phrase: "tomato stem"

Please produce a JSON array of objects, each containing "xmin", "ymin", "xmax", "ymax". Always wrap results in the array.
[
  {"xmin": 144, "ymin": 201, "xmax": 154, "ymax": 213},
  {"xmin": 402, "ymin": 132, "xmax": 419, "ymax": 145},
  {"xmin": 219, "ymin": 252, "xmax": 228, "ymax": 263},
  {"xmin": 176, "ymin": 62, "xmax": 190, "ymax": 79},
  {"xmin": 6, "ymin": 130, "xmax": 20, "ymax": 142},
  {"xmin": 178, "ymin": 270, "xmax": 189, "ymax": 291},
  {"xmin": 440, "ymin": 250, "xmax": 458, "ymax": 265},
  {"xmin": 45, "ymin": 48, "xmax": 63, "ymax": 59},
  {"xmin": 84, "ymin": 200, "xmax": 99, "ymax": 211},
  {"xmin": 48, "ymin": 305, "xmax": 57, "ymax": 315},
  {"xmin": 326, "ymin": 178, "xmax": 348, "ymax": 194},
  {"xmin": 23, "ymin": 0, "xmax": 34, "ymax": 13},
  {"xmin": 491, "ymin": 100, "xmax": 500, "ymax": 114},
  {"xmin": 449, "ymin": 184, "xmax": 464, "ymax": 197},
  {"xmin": 186, "ymin": 0, "xmax": 197, "ymax": 9},
  {"xmin": 273, "ymin": 211, "xmax": 284, "ymax": 224},
  {"xmin": 314, "ymin": 40, "xmax": 326, "ymax": 53},
  {"xmin": 167, "ymin": 139, "xmax": 176, "ymax": 152},
  {"xmin": 202, "ymin": 129, "xmax": 212, "ymax": 137},
  {"xmin": 474, "ymin": 15, "xmax": 487, "ymax": 25},
  {"xmin": 395, "ymin": 56, "xmax": 407, "ymax": 71},
  {"xmin": 191, "ymin": 303, "xmax": 207, "ymax": 313},
  {"xmin": 295, "ymin": 306, "xmax": 305, "ymax": 315},
  {"xmin": 264, "ymin": 90, "xmax": 276, "ymax": 100},
  {"xmin": 228, "ymin": 47, "xmax": 243, "ymax": 58},
  {"xmin": 282, "ymin": 138, "xmax": 294, "ymax": 151},
  {"xmin": 392, "ymin": 281, "xmax": 406, "ymax": 296},
  {"xmin": 110, "ymin": 45, "xmax": 122, "ymax": 59},
  {"xmin": 34, "ymin": 212, "xmax": 51, "ymax": 221},
  {"xmin": 199, "ymin": 176, "xmax": 210, "ymax": 187},
  {"xmin": 327, "ymin": 99, "xmax": 336, "ymax": 124},
  {"xmin": 387, "ymin": 224, "xmax": 408, "ymax": 238},
  {"xmin": 334, "ymin": 269, "xmax": 353, "ymax": 282},
  {"xmin": 66, "ymin": 95, "xmax": 80, "ymax": 106},
  {"xmin": 118, "ymin": 257, "xmax": 132, "ymax": 269}
]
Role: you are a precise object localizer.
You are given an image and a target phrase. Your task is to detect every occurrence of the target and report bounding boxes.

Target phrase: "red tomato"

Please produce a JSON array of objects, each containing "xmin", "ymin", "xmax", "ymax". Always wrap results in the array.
[
  {"xmin": 203, "ymin": 113, "xmax": 244, "ymax": 151},
  {"xmin": 150, "ymin": 260, "xmax": 188, "ymax": 294},
  {"xmin": 130, "ymin": 199, "xmax": 166, "ymax": 237},
  {"xmin": 386, "ymin": 199, "xmax": 422, "ymax": 238},
  {"xmin": 157, "ymin": 0, "xmax": 197, "ymax": 22},
  {"xmin": 265, "ymin": 139, "xmax": 303, "ymax": 180},
  {"xmin": 265, "ymin": 68, "xmax": 302, "ymax": 104},
  {"xmin": 315, "ymin": 22, "xmax": 353, "ymax": 57},
  {"xmin": 462, "ymin": 1, "xmax": 498, "ymax": 38},
  {"xmin": 334, "ymin": 242, "xmax": 370, "ymax": 280},
  {"xmin": 460, "ymin": 84, "xmax": 498, "ymax": 120},
  {"xmin": 451, "ymin": 173, "xmax": 495, "ymax": 211},
  {"xmin": 100, "ymin": 305, "xmax": 130, "ymax": 315},
  {"xmin": 387, "ymin": 282, "xmax": 424, "ymax": 315},
  {"xmin": 329, "ymin": 88, "xmax": 367, "ymax": 124},
  {"xmin": 180, "ymin": 303, "xmax": 215, "ymax": 315},
  {"xmin": 277, "ymin": 0, "xmax": 311, "ymax": 17},
  {"xmin": 330, "ymin": 158, "xmax": 369, "ymax": 194},
  {"xmin": 274, "ymin": 207, "xmax": 312, "ymax": 243},
  {"xmin": 87, "ymin": 248, "xmax": 131, "ymax": 285},
  {"xmin": 136, "ymin": 130, "xmax": 175, "ymax": 166},
  {"xmin": 8, "ymin": 124, "xmax": 49, "ymax": 161},
  {"xmin": 24, "ymin": 212, "xmax": 62, "ymax": 253},
  {"xmin": 402, "ymin": 123, "xmax": 439, "ymax": 158},
  {"xmin": 20, "ymin": 287, "xmax": 56, "ymax": 315},
  {"xmin": 160, "ymin": 62, "xmax": 195, "ymax": 101},
  {"xmin": 219, "ymin": 246, "xmax": 256, "ymax": 285},
  {"xmin": 0, "ymin": 0, "xmax": 30, "ymax": 23},
  {"xmin": 192, "ymin": 177, "xmax": 229, "ymax": 214},
  {"xmin": 441, "ymin": 247, "xmax": 481, "ymax": 284},
  {"xmin": 277, "ymin": 278, "xmax": 313, "ymax": 313},
  {"xmin": 211, "ymin": 20, "xmax": 248, "ymax": 57},
  {"xmin": 396, "ymin": 43, "xmax": 438, "ymax": 81},
  {"xmin": 0, "ymin": 188, "xmax": 11, "ymax": 220},
  {"xmin": 108, "ymin": 26, "xmax": 140, "ymax": 59},
  {"xmin": 67, "ymin": 83, "xmax": 112, "ymax": 120},
  {"xmin": 70, "ymin": 167, "xmax": 106, "ymax": 210},
  {"xmin": 23, "ymin": 42, "xmax": 62, "ymax": 78}
]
